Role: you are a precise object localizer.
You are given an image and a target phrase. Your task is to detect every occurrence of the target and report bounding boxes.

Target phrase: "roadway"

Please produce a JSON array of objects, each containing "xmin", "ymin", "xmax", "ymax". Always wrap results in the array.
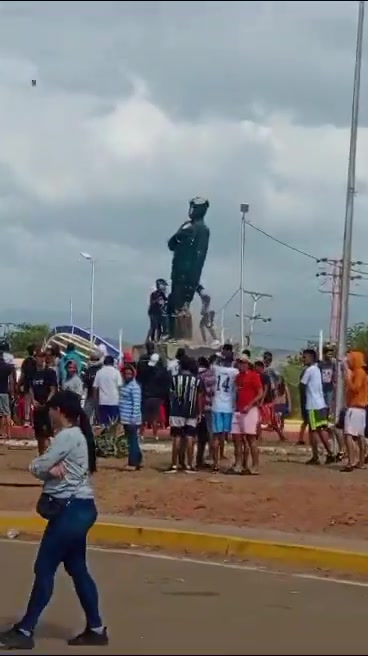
[{"xmin": 0, "ymin": 541, "xmax": 366, "ymax": 654}]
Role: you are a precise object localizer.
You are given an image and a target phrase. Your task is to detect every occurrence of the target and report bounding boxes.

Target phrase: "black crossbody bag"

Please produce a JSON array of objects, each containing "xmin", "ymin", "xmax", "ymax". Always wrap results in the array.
[{"xmin": 36, "ymin": 474, "xmax": 87, "ymax": 521}]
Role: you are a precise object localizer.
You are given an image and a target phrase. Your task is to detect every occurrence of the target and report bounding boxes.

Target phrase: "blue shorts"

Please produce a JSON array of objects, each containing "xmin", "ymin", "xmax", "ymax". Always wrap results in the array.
[
  {"xmin": 274, "ymin": 403, "xmax": 289, "ymax": 418},
  {"xmin": 212, "ymin": 411, "xmax": 233, "ymax": 434},
  {"xmin": 98, "ymin": 405, "xmax": 120, "ymax": 426}
]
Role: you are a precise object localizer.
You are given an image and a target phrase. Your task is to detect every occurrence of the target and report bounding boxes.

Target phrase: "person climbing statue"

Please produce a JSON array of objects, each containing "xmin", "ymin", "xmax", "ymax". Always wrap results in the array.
[
  {"xmin": 196, "ymin": 285, "xmax": 218, "ymax": 345},
  {"xmin": 148, "ymin": 279, "xmax": 169, "ymax": 342}
]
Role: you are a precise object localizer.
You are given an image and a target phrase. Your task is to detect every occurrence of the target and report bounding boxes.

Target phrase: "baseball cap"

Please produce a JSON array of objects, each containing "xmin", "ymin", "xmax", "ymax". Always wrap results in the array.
[{"xmin": 148, "ymin": 353, "xmax": 160, "ymax": 367}]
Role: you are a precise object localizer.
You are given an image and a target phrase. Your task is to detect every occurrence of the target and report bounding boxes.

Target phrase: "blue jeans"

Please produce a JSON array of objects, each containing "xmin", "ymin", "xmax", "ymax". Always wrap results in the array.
[
  {"xmin": 19, "ymin": 498, "xmax": 101, "ymax": 633},
  {"xmin": 124, "ymin": 424, "xmax": 142, "ymax": 468}
]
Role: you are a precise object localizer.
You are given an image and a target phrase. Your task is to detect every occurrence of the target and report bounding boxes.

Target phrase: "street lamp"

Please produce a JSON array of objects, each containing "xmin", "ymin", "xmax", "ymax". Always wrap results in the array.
[
  {"xmin": 80, "ymin": 251, "xmax": 95, "ymax": 344},
  {"xmin": 239, "ymin": 203, "xmax": 249, "ymax": 350}
]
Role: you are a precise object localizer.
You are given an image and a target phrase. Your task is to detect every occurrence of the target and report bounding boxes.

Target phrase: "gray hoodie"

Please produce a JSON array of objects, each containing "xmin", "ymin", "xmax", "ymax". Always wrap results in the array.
[{"xmin": 29, "ymin": 426, "xmax": 94, "ymax": 500}]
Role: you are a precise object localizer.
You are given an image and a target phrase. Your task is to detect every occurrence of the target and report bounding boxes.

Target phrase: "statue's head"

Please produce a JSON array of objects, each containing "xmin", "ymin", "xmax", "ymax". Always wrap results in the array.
[
  {"xmin": 156, "ymin": 278, "xmax": 168, "ymax": 292},
  {"xmin": 188, "ymin": 196, "xmax": 209, "ymax": 221}
]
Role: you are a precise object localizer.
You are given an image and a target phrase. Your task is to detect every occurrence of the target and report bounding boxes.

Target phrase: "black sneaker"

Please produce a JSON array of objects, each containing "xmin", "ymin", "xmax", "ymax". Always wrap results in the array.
[
  {"xmin": 306, "ymin": 456, "xmax": 320, "ymax": 465},
  {"xmin": 164, "ymin": 465, "xmax": 178, "ymax": 474},
  {"xmin": 68, "ymin": 627, "xmax": 109, "ymax": 647},
  {"xmin": 325, "ymin": 453, "xmax": 337, "ymax": 465},
  {"xmin": 0, "ymin": 626, "xmax": 34, "ymax": 650}
]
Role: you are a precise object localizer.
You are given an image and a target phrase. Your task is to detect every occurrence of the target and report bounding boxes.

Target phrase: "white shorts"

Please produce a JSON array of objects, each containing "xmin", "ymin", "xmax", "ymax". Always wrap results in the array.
[
  {"xmin": 232, "ymin": 407, "xmax": 259, "ymax": 436},
  {"xmin": 169, "ymin": 416, "xmax": 197, "ymax": 428},
  {"xmin": 344, "ymin": 407, "xmax": 366, "ymax": 437}
]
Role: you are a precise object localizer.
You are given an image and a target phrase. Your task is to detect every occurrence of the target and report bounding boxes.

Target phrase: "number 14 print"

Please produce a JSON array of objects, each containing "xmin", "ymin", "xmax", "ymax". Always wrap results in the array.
[{"xmin": 217, "ymin": 375, "xmax": 230, "ymax": 393}]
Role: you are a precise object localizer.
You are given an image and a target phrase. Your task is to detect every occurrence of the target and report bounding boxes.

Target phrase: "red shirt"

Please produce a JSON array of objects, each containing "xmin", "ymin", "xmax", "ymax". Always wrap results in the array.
[{"xmin": 235, "ymin": 370, "xmax": 263, "ymax": 411}]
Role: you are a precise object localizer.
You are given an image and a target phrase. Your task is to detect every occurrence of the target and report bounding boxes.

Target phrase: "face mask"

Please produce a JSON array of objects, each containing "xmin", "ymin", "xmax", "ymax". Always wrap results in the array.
[{"xmin": 198, "ymin": 367, "xmax": 205, "ymax": 373}]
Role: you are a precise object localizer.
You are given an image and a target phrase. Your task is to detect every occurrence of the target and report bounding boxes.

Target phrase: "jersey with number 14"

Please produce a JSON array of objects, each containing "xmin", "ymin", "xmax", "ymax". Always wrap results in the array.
[{"xmin": 212, "ymin": 364, "xmax": 238, "ymax": 413}]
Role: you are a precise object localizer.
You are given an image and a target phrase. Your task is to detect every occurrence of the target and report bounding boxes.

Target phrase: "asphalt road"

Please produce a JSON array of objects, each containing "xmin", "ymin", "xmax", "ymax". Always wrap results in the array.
[{"xmin": 0, "ymin": 541, "xmax": 366, "ymax": 654}]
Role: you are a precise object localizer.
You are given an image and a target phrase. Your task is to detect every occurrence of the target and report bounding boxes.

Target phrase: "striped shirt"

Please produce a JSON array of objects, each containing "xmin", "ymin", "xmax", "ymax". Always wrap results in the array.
[
  {"xmin": 199, "ymin": 367, "xmax": 216, "ymax": 411},
  {"xmin": 170, "ymin": 373, "xmax": 203, "ymax": 420},
  {"xmin": 119, "ymin": 379, "xmax": 142, "ymax": 425}
]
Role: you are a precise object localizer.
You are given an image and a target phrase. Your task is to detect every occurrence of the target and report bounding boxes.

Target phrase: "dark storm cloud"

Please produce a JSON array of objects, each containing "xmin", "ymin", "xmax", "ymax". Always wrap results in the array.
[
  {"xmin": 0, "ymin": 1, "xmax": 363, "ymax": 125},
  {"xmin": 0, "ymin": 0, "xmax": 366, "ymax": 346}
]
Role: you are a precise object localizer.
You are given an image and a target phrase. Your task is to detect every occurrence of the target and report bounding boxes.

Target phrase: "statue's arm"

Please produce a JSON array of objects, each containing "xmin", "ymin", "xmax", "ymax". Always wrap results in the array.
[{"xmin": 168, "ymin": 222, "xmax": 192, "ymax": 252}]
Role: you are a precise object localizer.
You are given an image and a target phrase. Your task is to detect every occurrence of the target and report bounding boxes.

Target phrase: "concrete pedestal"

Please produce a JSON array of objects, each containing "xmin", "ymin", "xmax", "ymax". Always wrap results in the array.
[
  {"xmin": 133, "ymin": 340, "xmax": 218, "ymax": 363},
  {"xmin": 171, "ymin": 310, "xmax": 193, "ymax": 341}
]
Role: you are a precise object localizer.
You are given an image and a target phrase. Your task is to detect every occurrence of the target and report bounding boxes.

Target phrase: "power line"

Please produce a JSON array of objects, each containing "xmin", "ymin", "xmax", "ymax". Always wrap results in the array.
[
  {"xmin": 218, "ymin": 218, "xmax": 368, "ymax": 316},
  {"xmin": 246, "ymin": 221, "xmax": 317, "ymax": 261},
  {"xmin": 246, "ymin": 220, "xmax": 368, "ymax": 278}
]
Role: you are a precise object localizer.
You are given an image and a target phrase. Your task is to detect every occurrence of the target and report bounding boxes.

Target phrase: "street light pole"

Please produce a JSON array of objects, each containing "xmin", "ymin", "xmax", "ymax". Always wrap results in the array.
[
  {"xmin": 239, "ymin": 203, "xmax": 249, "ymax": 350},
  {"xmin": 335, "ymin": 0, "xmax": 365, "ymax": 419},
  {"xmin": 90, "ymin": 258, "xmax": 95, "ymax": 345},
  {"xmin": 80, "ymin": 252, "xmax": 95, "ymax": 344},
  {"xmin": 69, "ymin": 297, "xmax": 73, "ymax": 325}
]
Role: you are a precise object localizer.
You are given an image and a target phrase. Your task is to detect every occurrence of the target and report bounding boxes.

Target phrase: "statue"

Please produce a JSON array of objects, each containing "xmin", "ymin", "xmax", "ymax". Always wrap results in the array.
[
  {"xmin": 147, "ymin": 278, "xmax": 169, "ymax": 342},
  {"xmin": 167, "ymin": 197, "xmax": 210, "ymax": 340}
]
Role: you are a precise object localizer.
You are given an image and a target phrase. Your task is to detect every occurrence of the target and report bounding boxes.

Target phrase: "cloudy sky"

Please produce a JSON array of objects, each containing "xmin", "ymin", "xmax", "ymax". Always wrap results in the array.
[{"xmin": 1, "ymin": 0, "xmax": 368, "ymax": 348}]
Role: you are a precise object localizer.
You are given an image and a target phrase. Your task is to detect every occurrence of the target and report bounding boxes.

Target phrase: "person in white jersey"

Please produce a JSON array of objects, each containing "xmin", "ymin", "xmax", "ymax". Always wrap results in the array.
[
  {"xmin": 211, "ymin": 347, "xmax": 238, "ymax": 472},
  {"xmin": 300, "ymin": 348, "xmax": 336, "ymax": 465}
]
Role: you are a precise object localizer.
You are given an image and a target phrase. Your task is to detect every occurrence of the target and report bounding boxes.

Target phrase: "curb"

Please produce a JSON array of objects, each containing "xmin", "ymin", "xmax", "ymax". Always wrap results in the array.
[
  {"xmin": 0, "ymin": 440, "xmax": 310, "ymax": 455},
  {"xmin": 0, "ymin": 515, "xmax": 367, "ymax": 575}
]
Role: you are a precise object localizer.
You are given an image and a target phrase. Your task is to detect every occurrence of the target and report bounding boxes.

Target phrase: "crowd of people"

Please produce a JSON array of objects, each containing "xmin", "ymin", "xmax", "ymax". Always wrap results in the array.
[
  {"xmin": 0, "ymin": 338, "xmax": 367, "ymax": 649},
  {"xmin": 0, "ymin": 336, "xmax": 367, "ymax": 475},
  {"xmin": 132, "ymin": 342, "xmax": 290, "ymax": 474}
]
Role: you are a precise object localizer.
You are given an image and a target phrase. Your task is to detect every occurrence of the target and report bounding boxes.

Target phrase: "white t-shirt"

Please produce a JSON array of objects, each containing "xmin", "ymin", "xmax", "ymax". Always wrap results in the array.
[
  {"xmin": 301, "ymin": 364, "xmax": 326, "ymax": 410},
  {"xmin": 4, "ymin": 352, "xmax": 14, "ymax": 365},
  {"xmin": 167, "ymin": 358, "xmax": 180, "ymax": 376},
  {"xmin": 93, "ymin": 365, "xmax": 122, "ymax": 406},
  {"xmin": 212, "ymin": 364, "xmax": 238, "ymax": 413}
]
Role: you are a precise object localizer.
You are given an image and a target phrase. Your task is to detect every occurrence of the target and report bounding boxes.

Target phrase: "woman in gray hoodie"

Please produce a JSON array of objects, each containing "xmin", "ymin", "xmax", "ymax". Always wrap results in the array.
[{"xmin": 0, "ymin": 391, "xmax": 108, "ymax": 650}]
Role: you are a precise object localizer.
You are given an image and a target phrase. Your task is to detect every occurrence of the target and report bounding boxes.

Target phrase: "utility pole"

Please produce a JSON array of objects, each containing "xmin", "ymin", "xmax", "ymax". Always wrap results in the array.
[
  {"xmin": 330, "ymin": 263, "xmax": 341, "ymax": 344},
  {"xmin": 243, "ymin": 289, "xmax": 272, "ymax": 345},
  {"xmin": 316, "ymin": 257, "xmax": 363, "ymax": 343},
  {"xmin": 236, "ymin": 288, "xmax": 272, "ymax": 347},
  {"xmin": 335, "ymin": 0, "xmax": 365, "ymax": 419}
]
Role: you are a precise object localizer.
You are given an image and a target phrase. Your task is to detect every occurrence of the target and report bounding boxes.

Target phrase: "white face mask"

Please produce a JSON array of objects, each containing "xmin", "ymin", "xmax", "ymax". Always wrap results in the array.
[{"xmin": 198, "ymin": 367, "xmax": 206, "ymax": 373}]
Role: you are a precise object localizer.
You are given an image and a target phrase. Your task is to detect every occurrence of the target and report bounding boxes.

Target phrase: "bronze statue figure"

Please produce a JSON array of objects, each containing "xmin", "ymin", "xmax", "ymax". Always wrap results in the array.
[{"xmin": 167, "ymin": 197, "xmax": 210, "ymax": 340}]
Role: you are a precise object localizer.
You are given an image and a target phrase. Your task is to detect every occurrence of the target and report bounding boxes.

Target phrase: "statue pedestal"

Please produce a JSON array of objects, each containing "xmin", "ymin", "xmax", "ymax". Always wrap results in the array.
[
  {"xmin": 172, "ymin": 311, "xmax": 192, "ymax": 341},
  {"xmin": 133, "ymin": 340, "xmax": 219, "ymax": 363}
]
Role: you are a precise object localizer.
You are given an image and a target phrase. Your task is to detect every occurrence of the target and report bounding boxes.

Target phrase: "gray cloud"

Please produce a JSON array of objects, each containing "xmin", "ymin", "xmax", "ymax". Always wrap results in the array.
[{"xmin": 0, "ymin": 0, "xmax": 367, "ymax": 348}]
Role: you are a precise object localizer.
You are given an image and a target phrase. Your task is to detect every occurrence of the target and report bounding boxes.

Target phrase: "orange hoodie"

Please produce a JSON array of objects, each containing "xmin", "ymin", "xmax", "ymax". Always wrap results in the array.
[{"xmin": 346, "ymin": 351, "xmax": 368, "ymax": 407}]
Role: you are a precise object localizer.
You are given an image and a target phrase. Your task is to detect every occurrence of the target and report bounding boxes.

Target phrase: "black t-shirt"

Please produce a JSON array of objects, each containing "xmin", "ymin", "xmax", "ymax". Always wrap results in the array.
[
  {"xmin": 21, "ymin": 356, "xmax": 37, "ymax": 387},
  {"xmin": 83, "ymin": 363, "xmax": 102, "ymax": 398},
  {"xmin": 30, "ymin": 367, "xmax": 57, "ymax": 404},
  {"xmin": 149, "ymin": 290, "xmax": 167, "ymax": 315},
  {"xmin": 170, "ymin": 373, "xmax": 203, "ymax": 419},
  {"xmin": 261, "ymin": 372, "xmax": 273, "ymax": 404},
  {"xmin": 0, "ymin": 360, "xmax": 13, "ymax": 394},
  {"xmin": 142, "ymin": 364, "xmax": 170, "ymax": 401},
  {"xmin": 318, "ymin": 361, "xmax": 335, "ymax": 395},
  {"xmin": 299, "ymin": 366, "xmax": 307, "ymax": 411}
]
